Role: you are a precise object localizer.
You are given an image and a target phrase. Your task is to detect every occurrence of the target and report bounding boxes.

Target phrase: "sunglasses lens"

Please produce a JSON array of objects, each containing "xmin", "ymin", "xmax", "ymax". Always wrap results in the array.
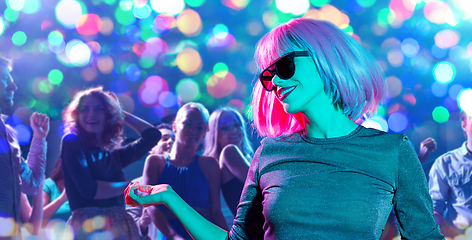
[
  {"xmin": 275, "ymin": 56, "xmax": 295, "ymax": 79},
  {"xmin": 261, "ymin": 70, "xmax": 274, "ymax": 90}
]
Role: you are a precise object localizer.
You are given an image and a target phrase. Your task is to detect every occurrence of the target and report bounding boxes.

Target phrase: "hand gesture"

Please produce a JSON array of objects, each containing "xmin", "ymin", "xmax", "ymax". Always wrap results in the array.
[
  {"xmin": 30, "ymin": 112, "xmax": 50, "ymax": 140},
  {"xmin": 125, "ymin": 181, "xmax": 173, "ymax": 208},
  {"xmin": 418, "ymin": 137, "xmax": 436, "ymax": 164}
]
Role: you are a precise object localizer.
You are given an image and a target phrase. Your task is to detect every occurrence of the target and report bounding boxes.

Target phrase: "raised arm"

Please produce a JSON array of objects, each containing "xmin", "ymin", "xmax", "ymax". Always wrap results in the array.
[
  {"xmin": 123, "ymin": 110, "xmax": 155, "ymax": 135},
  {"xmin": 142, "ymin": 155, "xmax": 185, "ymax": 239}
]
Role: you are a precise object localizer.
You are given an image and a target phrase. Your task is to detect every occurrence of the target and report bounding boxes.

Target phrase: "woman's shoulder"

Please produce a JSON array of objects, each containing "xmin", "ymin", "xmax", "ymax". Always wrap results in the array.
[
  {"xmin": 198, "ymin": 155, "xmax": 219, "ymax": 169},
  {"xmin": 61, "ymin": 132, "xmax": 81, "ymax": 143},
  {"xmin": 261, "ymin": 131, "xmax": 304, "ymax": 145}
]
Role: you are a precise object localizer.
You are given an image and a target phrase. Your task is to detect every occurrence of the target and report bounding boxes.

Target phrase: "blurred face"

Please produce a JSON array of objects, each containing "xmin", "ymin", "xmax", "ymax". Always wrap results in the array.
[
  {"xmin": 217, "ymin": 111, "xmax": 243, "ymax": 149},
  {"xmin": 0, "ymin": 66, "xmax": 17, "ymax": 110},
  {"xmin": 271, "ymin": 54, "xmax": 325, "ymax": 114},
  {"xmin": 152, "ymin": 128, "xmax": 175, "ymax": 155},
  {"xmin": 462, "ymin": 115, "xmax": 472, "ymax": 141},
  {"xmin": 173, "ymin": 108, "xmax": 207, "ymax": 148},
  {"xmin": 78, "ymin": 95, "xmax": 106, "ymax": 138}
]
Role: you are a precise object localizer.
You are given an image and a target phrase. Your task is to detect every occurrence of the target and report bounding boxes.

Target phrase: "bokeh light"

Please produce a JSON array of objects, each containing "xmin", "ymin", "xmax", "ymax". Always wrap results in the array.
[
  {"xmin": 150, "ymin": 0, "xmax": 185, "ymax": 16},
  {"xmin": 207, "ymin": 71, "xmax": 237, "ymax": 98},
  {"xmin": 133, "ymin": 3, "xmax": 152, "ymax": 19},
  {"xmin": 176, "ymin": 48, "xmax": 203, "ymax": 75},
  {"xmin": 434, "ymin": 29, "xmax": 460, "ymax": 49},
  {"xmin": 388, "ymin": 112, "xmax": 409, "ymax": 133},
  {"xmin": 55, "ymin": 0, "xmax": 84, "ymax": 28},
  {"xmin": 65, "ymin": 40, "xmax": 92, "ymax": 66},
  {"xmin": 15, "ymin": 124, "xmax": 32, "ymax": 145},
  {"xmin": 0, "ymin": 217, "xmax": 16, "ymax": 237},
  {"xmin": 48, "ymin": 69, "xmax": 63, "ymax": 85},
  {"xmin": 432, "ymin": 106, "xmax": 449, "ymax": 124},
  {"xmin": 276, "ymin": 0, "xmax": 310, "ymax": 15},
  {"xmin": 176, "ymin": 78, "xmax": 200, "ymax": 102},
  {"xmin": 362, "ymin": 115, "xmax": 388, "ymax": 132},
  {"xmin": 0, "ymin": 18, "xmax": 5, "ymax": 36},
  {"xmin": 22, "ymin": 0, "xmax": 42, "ymax": 14},
  {"xmin": 401, "ymin": 38, "xmax": 419, "ymax": 57},
  {"xmin": 176, "ymin": 9, "xmax": 203, "ymax": 37},
  {"xmin": 433, "ymin": 61, "xmax": 456, "ymax": 83},
  {"xmin": 458, "ymin": 88, "xmax": 472, "ymax": 117},
  {"xmin": 424, "ymin": 1, "xmax": 450, "ymax": 24},
  {"xmin": 76, "ymin": 14, "xmax": 102, "ymax": 35},
  {"xmin": 7, "ymin": 0, "xmax": 25, "ymax": 11},
  {"xmin": 12, "ymin": 31, "xmax": 27, "ymax": 46}
]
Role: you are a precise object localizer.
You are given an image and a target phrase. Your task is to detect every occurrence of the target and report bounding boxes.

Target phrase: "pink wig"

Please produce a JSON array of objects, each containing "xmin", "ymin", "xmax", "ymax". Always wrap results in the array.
[{"xmin": 252, "ymin": 18, "xmax": 387, "ymax": 138}]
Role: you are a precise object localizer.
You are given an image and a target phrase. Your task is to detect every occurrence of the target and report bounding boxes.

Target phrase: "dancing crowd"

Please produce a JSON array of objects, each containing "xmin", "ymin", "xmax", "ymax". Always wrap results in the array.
[{"xmin": 2, "ymin": 18, "xmax": 472, "ymax": 240}]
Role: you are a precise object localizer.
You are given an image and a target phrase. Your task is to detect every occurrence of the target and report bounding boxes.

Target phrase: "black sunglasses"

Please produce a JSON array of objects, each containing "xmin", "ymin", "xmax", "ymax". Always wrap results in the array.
[{"xmin": 259, "ymin": 51, "xmax": 309, "ymax": 92}]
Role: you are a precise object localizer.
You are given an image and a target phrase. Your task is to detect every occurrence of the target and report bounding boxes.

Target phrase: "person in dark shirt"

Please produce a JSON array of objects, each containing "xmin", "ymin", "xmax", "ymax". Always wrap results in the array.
[
  {"xmin": 126, "ymin": 18, "xmax": 444, "ymax": 239},
  {"xmin": 60, "ymin": 86, "xmax": 160, "ymax": 240}
]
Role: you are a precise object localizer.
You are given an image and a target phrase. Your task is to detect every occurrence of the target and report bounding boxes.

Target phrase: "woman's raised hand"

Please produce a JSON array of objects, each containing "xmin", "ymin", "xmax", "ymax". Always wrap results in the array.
[{"xmin": 125, "ymin": 181, "xmax": 173, "ymax": 208}]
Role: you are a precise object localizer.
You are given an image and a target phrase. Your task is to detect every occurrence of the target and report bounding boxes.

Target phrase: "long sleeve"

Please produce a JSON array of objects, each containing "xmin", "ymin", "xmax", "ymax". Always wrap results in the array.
[
  {"xmin": 428, "ymin": 158, "xmax": 450, "ymax": 216},
  {"xmin": 227, "ymin": 145, "xmax": 265, "ymax": 240},
  {"xmin": 12, "ymin": 128, "xmax": 47, "ymax": 195},
  {"xmin": 114, "ymin": 127, "xmax": 161, "ymax": 168},
  {"xmin": 393, "ymin": 135, "xmax": 444, "ymax": 239},
  {"xmin": 61, "ymin": 133, "xmax": 97, "ymax": 199}
]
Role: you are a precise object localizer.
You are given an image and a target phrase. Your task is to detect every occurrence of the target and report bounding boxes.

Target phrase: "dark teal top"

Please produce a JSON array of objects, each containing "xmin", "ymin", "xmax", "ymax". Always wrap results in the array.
[
  {"xmin": 227, "ymin": 125, "xmax": 444, "ymax": 240},
  {"xmin": 43, "ymin": 178, "xmax": 71, "ymax": 220}
]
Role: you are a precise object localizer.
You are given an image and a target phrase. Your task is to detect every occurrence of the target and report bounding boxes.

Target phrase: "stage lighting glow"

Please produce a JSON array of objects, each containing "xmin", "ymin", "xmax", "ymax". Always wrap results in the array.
[
  {"xmin": 4, "ymin": 8, "xmax": 19, "ymax": 22},
  {"xmin": 115, "ymin": 5, "xmax": 136, "ymax": 26},
  {"xmin": 389, "ymin": 0, "xmax": 416, "ymax": 22},
  {"xmin": 449, "ymin": 84, "xmax": 463, "ymax": 100},
  {"xmin": 431, "ymin": 44, "xmax": 448, "ymax": 59},
  {"xmin": 7, "ymin": 0, "xmax": 25, "ymax": 11},
  {"xmin": 159, "ymin": 91, "xmax": 177, "ymax": 108},
  {"xmin": 125, "ymin": 25, "xmax": 141, "ymax": 43},
  {"xmin": 97, "ymin": 56, "xmax": 114, "ymax": 74},
  {"xmin": 357, "ymin": 0, "xmax": 375, "ymax": 8},
  {"xmin": 186, "ymin": 0, "xmax": 206, "ymax": 7},
  {"xmin": 445, "ymin": 9, "xmax": 460, "ymax": 26},
  {"xmin": 87, "ymin": 41, "xmax": 101, "ymax": 54},
  {"xmin": 435, "ymin": 29, "xmax": 460, "ymax": 49},
  {"xmin": 55, "ymin": 0, "xmax": 84, "ymax": 28},
  {"xmin": 388, "ymin": 112, "xmax": 408, "ymax": 133},
  {"xmin": 431, "ymin": 82, "xmax": 448, "ymax": 97},
  {"xmin": 275, "ymin": 0, "xmax": 310, "ymax": 15},
  {"xmin": 262, "ymin": 10, "xmax": 278, "ymax": 28},
  {"xmin": 246, "ymin": 20, "xmax": 263, "ymax": 36},
  {"xmin": 139, "ymin": 55, "xmax": 156, "ymax": 68},
  {"xmin": 386, "ymin": 76, "xmax": 402, "ymax": 97},
  {"xmin": 177, "ymin": 78, "xmax": 200, "ymax": 102},
  {"xmin": 0, "ymin": 217, "xmax": 16, "ymax": 237},
  {"xmin": 207, "ymin": 71, "xmax": 236, "ymax": 98},
  {"xmin": 362, "ymin": 115, "xmax": 388, "ymax": 132},
  {"xmin": 12, "ymin": 31, "xmax": 27, "ymax": 46},
  {"xmin": 76, "ymin": 14, "xmax": 102, "ymax": 35},
  {"xmin": 207, "ymin": 32, "xmax": 235, "ymax": 49},
  {"xmin": 213, "ymin": 62, "xmax": 229, "ymax": 77},
  {"xmin": 433, "ymin": 61, "xmax": 456, "ymax": 83},
  {"xmin": 100, "ymin": 17, "xmax": 114, "ymax": 35},
  {"xmin": 81, "ymin": 67, "xmax": 97, "ymax": 81},
  {"xmin": 32, "ymin": 77, "xmax": 54, "ymax": 99},
  {"xmin": 133, "ymin": 3, "xmax": 152, "ymax": 19},
  {"xmin": 15, "ymin": 124, "xmax": 31, "ymax": 145},
  {"xmin": 424, "ymin": 1, "xmax": 450, "ymax": 24},
  {"xmin": 458, "ymin": 88, "xmax": 472, "ymax": 117},
  {"xmin": 142, "ymin": 37, "xmax": 168, "ymax": 57},
  {"xmin": 303, "ymin": 9, "xmax": 325, "ymax": 21},
  {"xmin": 176, "ymin": 48, "xmax": 203, "ymax": 75},
  {"xmin": 177, "ymin": 9, "xmax": 203, "ymax": 37},
  {"xmin": 138, "ymin": 75, "xmax": 169, "ymax": 107},
  {"xmin": 401, "ymin": 38, "xmax": 419, "ymax": 57},
  {"xmin": 213, "ymin": 24, "xmax": 228, "ymax": 37},
  {"xmin": 125, "ymin": 64, "xmax": 141, "ymax": 81},
  {"xmin": 377, "ymin": 8, "xmax": 395, "ymax": 27},
  {"xmin": 48, "ymin": 69, "xmax": 63, "ymax": 85},
  {"xmin": 48, "ymin": 30, "xmax": 64, "ymax": 46},
  {"xmin": 119, "ymin": 0, "xmax": 133, "ymax": 11},
  {"xmin": 22, "ymin": 0, "xmax": 41, "ymax": 14},
  {"xmin": 321, "ymin": 5, "xmax": 349, "ymax": 27},
  {"xmin": 387, "ymin": 49, "xmax": 404, "ymax": 67},
  {"xmin": 221, "ymin": 0, "xmax": 251, "ymax": 10},
  {"xmin": 0, "ymin": 18, "xmax": 5, "ymax": 36},
  {"xmin": 154, "ymin": 14, "xmax": 176, "ymax": 32},
  {"xmin": 110, "ymin": 79, "xmax": 129, "ymax": 94},
  {"xmin": 65, "ymin": 40, "xmax": 91, "ymax": 66},
  {"xmin": 432, "ymin": 106, "xmax": 449, "ymax": 123},
  {"xmin": 150, "ymin": 0, "xmax": 185, "ymax": 15}
]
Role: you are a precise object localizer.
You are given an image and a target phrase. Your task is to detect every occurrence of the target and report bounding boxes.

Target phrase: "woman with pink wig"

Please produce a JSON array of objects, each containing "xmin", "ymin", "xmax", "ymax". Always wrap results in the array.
[
  {"xmin": 127, "ymin": 18, "xmax": 444, "ymax": 239},
  {"xmin": 61, "ymin": 87, "xmax": 161, "ymax": 239}
]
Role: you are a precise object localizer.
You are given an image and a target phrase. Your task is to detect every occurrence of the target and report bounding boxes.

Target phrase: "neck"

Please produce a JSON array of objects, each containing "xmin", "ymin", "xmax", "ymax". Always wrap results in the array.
[
  {"xmin": 303, "ymin": 95, "xmax": 358, "ymax": 138},
  {"xmin": 170, "ymin": 143, "xmax": 197, "ymax": 163}
]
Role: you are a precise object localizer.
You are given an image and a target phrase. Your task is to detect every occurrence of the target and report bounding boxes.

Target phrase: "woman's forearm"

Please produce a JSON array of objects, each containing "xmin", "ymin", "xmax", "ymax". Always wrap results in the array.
[
  {"xmin": 147, "ymin": 205, "xmax": 183, "ymax": 239},
  {"xmin": 42, "ymin": 194, "xmax": 67, "ymax": 226},
  {"xmin": 164, "ymin": 191, "xmax": 228, "ymax": 240},
  {"xmin": 28, "ymin": 191, "xmax": 44, "ymax": 235},
  {"xmin": 94, "ymin": 180, "xmax": 129, "ymax": 199},
  {"xmin": 123, "ymin": 111, "xmax": 155, "ymax": 135}
]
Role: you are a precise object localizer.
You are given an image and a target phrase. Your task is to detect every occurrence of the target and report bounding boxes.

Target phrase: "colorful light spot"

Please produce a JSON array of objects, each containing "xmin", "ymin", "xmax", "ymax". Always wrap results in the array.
[
  {"xmin": 176, "ymin": 9, "xmax": 202, "ymax": 37},
  {"xmin": 15, "ymin": 125, "xmax": 31, "ymax": 145},
  {"xmin": 303, "ymin": 9, "xmax": 325, "ymax": 21},
  {"xmin": 362, "ymin": 115, "xmax": 388, "ymax": 132},
  {"xmin": 139, "ymin": 56, "xmax": 156, "ymax": 69},
  {"xmin": 386, "ymin": 76, "xmax": 402, "ymax": 98},
  {"xmin": 458, "ymin": 89, "xmax": 472, "ymax": 117},
  {"xmin": 4, "ymin": 8, "xmax": 20, "ymax": 22},
  {"xmin": 48, "ymin": 30, "xmax": 64, "ymax": 46},
  {"xmin": 176, "ymin": 48, "xmax": 203, "ymax": 75},
  {"xmin": 125, "ymin": 64, "xmax": 141, "ymax": 81},
  {"xmin": 0, "ymin": 217, "xmax": 16, "ymax": 237},
  {"xmin": 97, "ymin": 56, "xmax": 114, "ymax": 74},
  {"xmin": 387, "ymin": 49, "xmax": 404, "ymax": 67},
  {"xmin": 320, "ymin": 5, "xmax": 349, "ymax": 28},
  {"xmin": 222, "ymin": 0, "xmax": 251, "ymax": 10},
  {"xmin": 207, "ymin": 32, "xmax": 235, "ymax": 49},
  {"xmin": 0, "ymin": 18, "xmax": 6, "ymax": 36},
  {"xmin": 207, "ymin": 71, "xmax": 237, "ymax": 98},
  {"xmin": 213, "ymin": 62, "xmax": 228, "ymax": 77},
  {"xmin": 138, "ymin": 75, "xmax": 169, "ymax": 107},
  {"xmin": 434, "ymin": 29, "xmax": 460, "ymax": 49},
  {"xmin": 159, "ymin": 91, "xmax": 177, "ymax": 108},
  {"xmin": 65, "ymin": 40, "xmax": 91, "ymax": 66},
  {"xmin": 32, "ymin": 77, "xmax": 54, "ymax": 99},
  {"xmin": 76, "ymin": 14, "xmax": 102, "ymax": 35},
  {"xmin": 186, "ymin": 0, "xmax": 206, "ymax": 7},
  {"xmin": 424, "ymin": 1, "xmax": 450, "ymax": 24},
  {"xmin": 117, "ymin": 94, "xmax": 135, "ymax": 112},
  {"xmin": 115, "ymin": 5, "xmax": 136, "ymax": 26},
  {"xmin": 119, "ymin": 0, "xmax": 133, "ymax": 11},
  {"xmin": 154, "ymin": 14, "xmax": 176, "ymax": 33},
  {"xmin": 431, "ymin": 44, "xmax": 448, "ymax": 59},
  {"xmin": 80, "ymin": 67, "xmax": 98, "ymax": 81},
  {"xmin": 48, "ymin": 69, "xmax": 63, "ymax": 85},
  {"xmin": 275, "ymin": 0, "xmax": 309, "ymax": 15},
  {"xmin": 388, "ymin": 0, "xmax": 416, "ymax": 22},
  {"xmin": 87, "ymin": 41, "xmax": 101, "ymax": 54},
  {"xmin": 262, "ymin": 10, "xmax": 279, "ymax": 28},
  {"xmin": 176, "ymin": 79, "xmax": 200, "ymax": 102},
  {"xmin": 150, "ymin": 0, "xmax": 185, "ymax": 16},
  {"xmin": 388, "ymin": 112, "xmax": 408, "ymax": 133},
  {"xmin": 7, "ymin": 0, "xmax": 25, "ymax": 11},
  {"xmin": 100, "ymin": 17, "xmax": 114, "ymax": 35},
  {"xmin": 21, "ymin": 0, "xmax": 41, "ymax": 14},
  {"xmin": 142, "ymin": 37, "xmax": 168, "ymax": 58},
  {"xmin": 55, "ymin": 0, "xmax": 84, "ymax": 28},
  {"xmin": 449, "ymin": 84, "xmax": 463, "ymax": 100},
  {"xmin": 433, "ymin": 61, "xmax": 456, "ymax": 83},
  {"xmin": 357, "ymin": 0, "xmax": 375, "ymax": 8},
  {"xmin": 431, "ymin": 82, "xmax": 448, "ymax": 97},
  {"xmin": 12, "ymin": 31, "xmax": 27, "ymax": 46},
  {"xmin": 133, "ymin": 3, "xmax": 152, "ymax": 19},
  {"xmin": 432, "ymin": 106, "xmax": 449, "ymax": 123},
  {"xmin": 445, "ymin": 9, "xmax": 460, "ymax": 26},
  {"xmin": 246, "ymin": 21, "xmax": 263, "ymax": 36},
  {"xmin": 400, "ymin": 38, "xmax": 419, "ymax": 57}
]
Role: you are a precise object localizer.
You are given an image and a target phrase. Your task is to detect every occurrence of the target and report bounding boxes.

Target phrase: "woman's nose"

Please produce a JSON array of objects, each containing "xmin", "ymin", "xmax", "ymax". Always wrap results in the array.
[{"xmin": 271, "ymin": 75, "xmax": 283, "ymax": 88}]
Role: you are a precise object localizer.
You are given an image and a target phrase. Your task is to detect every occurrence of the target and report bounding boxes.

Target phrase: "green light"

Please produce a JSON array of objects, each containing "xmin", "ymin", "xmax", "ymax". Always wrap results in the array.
[
  {"xmin": 119, "ymin": 0, "xmax": 133, "ymax": 11},
  {"xmin": 48, "ymin": 69, "xmax": 63, "ymax": 85},
  {"xmin": 7, "ymin": 0, "xmax": 25, "ymax": 11},
  {"xmin": 433, "ymin": 61, "xmax": 456, "ymax": 84},
  {"xmin": 376, "ymin": 106, "xmax": 386, "ymax": 117},
  {"xmin": 48, "ymin": 31, "xmax": 64, "ymax": 46},
  {"xmin": 213, "ymin": 24, "xmax": 228, "ymax": 35},
  {"xmin": 185, "ymin": 0, "xmax": 206, "ymax": 7},
  {"xmin": 4, "ymin": 8, "xmax": 20, "ymax": 22},
  {"xmin": 12, "ymin": 31, "xmax": 27, "ymax": 46},
  {"xmin": 213, "ymin": 62, "xmax": 228, "ymax": 77},
  {"xmin": 309, "ymin": 0, "xmax": 330, "ymax": 7},
  {"xmin": 377, "ymin": 8, "xmax": 394, "ymax": 27},
  {"xmin": 103, "ymin": 0, "xmax": 117, "ymax": 5},
  {"xmin": 139, "ymin": 56, "xmax": 156, "ymax": 69},
  {"xmin": 38, "ymin": 80, "xmax": 53, "ymax": 94},
  {"xmin": 343, "ymin": 25, "xmax": 353, "ymax": 35},
  {"xmin": 115, "ymin": 6, "xmax": 136, "ymax": 26},
  {"xmin": 432, "ymin": 106, "xmax": 449, "ymax": 124},
  {"xmin": 27, "ymin": 99, "xmax": 36, "ymax": 108},
  {"xmin": 357, "ymin": 0, "xmax": 376, "ymax": 8},
  {"xmin": 22, "ymin": 0, "xmax": 41, "ymax": 14}
]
